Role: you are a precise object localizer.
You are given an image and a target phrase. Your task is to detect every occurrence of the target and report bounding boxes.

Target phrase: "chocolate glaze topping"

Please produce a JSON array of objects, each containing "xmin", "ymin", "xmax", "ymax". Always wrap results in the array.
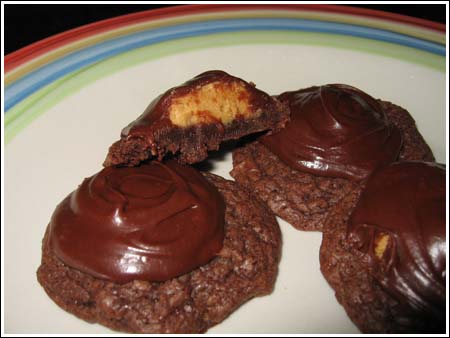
[
  {"xmin": 261, "ymin": 84, "xmax": 402, "ymax": 180},
  {"xmin": 122, "ymin": 70, "xmax": 278, "ymax": 138},
  {"xmin": 49, "ymin": 161, "xmax": 225, "ymax": 283},
  {"xmin": 348, "ymin": 161, "xmax": 445, "ymax": 327}
]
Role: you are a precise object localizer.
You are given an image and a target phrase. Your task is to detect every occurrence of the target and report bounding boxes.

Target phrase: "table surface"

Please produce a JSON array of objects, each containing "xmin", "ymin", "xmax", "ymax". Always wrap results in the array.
[{"xmin": 3, "ymin": 4, "xmax": 446, "ymax": 55}]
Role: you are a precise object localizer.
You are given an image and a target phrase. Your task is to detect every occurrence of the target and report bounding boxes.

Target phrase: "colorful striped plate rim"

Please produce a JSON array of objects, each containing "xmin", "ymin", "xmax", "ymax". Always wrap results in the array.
[{"xmin": 4, "ymin": 5, "xmax": 445, "ymax": 143}]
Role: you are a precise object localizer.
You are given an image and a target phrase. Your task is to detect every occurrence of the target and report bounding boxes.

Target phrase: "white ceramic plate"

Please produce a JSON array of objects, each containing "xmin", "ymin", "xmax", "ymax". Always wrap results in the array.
[{"xmin": 4, "ymin": 7, "xmax": 446, "ymax": 334}]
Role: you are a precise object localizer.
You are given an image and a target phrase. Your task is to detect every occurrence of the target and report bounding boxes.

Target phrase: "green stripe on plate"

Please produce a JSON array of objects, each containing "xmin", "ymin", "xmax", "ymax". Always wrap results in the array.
[{"xmin": 5, "ymin": 30, "xmax": 445, "ymax": 144}]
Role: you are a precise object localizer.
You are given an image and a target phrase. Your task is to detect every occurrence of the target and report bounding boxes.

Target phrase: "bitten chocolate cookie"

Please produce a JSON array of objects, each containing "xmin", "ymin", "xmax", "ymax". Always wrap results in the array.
[
  {"xmin": 104, "ymin": 70, "xmax": 289, "ymax": 167},
  {"xmin": 231, "ymin": 85, "xmax": 434, "ymax": 231},
  {"xmin": 37, "ymin": 161, "xmax": 281, "ymax": 333},
  {"xmin": 319, "ymin": 161, "xmax": 445, "ymax": 333}
]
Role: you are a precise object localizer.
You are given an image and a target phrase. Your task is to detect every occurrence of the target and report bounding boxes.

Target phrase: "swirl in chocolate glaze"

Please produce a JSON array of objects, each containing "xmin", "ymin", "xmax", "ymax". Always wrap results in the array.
[
  {"xmin": 261, "ymin": 84, "xmax": 402, "ymax": 180},
  {"xmin": 348, "ymin": 161, "xmax": 445, "ymax": 330},
  {"xmin": 49, "ymin": 161, "xmax": 225, "ymax": 283}
]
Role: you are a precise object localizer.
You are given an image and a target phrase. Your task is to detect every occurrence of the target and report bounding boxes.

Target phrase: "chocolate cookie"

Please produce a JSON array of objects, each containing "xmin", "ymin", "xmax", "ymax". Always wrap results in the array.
[
  {"xmin": 231, "ymin": 85, "xmax": 434, "ymax": 231},
  {"xmin": 37, "ymin": 162, "xmax": 281, "ymax": 333},
  {"xmin": 104, "ymin": 70, "xmax": 289, "ymax": 167},
  {"xmin": 319, "ymin": 161, "xmax": 445, "ymax": 333}
]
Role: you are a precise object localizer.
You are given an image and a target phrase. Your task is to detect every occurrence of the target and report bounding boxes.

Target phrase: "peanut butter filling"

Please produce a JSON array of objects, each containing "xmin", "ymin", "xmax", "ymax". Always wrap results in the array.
[
  {"xmin": 374, "ymin": 232, "xmax": 390, "ymax": 259},
  {"xmin": 169, "ymin": 81, "xmax": 254, "ymax": 127}
]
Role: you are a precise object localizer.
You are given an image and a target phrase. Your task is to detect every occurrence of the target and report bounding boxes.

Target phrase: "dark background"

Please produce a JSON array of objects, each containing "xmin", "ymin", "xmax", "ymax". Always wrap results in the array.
[{"xmin": 4, "ymin": 4, "xmax": 446, "ymax": 55}]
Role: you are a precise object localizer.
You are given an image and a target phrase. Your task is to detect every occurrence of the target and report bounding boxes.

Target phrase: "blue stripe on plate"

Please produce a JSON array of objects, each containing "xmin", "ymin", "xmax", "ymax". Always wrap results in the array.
[{"xmin": 5, "ymin": 18, "xmax": 445, "ymax": 111}]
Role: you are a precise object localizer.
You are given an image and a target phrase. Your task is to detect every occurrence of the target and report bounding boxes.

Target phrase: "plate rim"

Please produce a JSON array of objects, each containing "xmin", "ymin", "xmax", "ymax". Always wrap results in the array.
[
  {"xmin": 5, "ymin": 4, "xmax": 445, "ymax": 71},
  {"xmin": 4, "ymin": 6, "xmax": 446, "ymax": 115}
]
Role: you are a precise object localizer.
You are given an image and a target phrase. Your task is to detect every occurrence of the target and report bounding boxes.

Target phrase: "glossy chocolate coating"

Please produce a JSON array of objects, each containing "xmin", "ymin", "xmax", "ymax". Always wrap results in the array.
[
  {"xmin": 348, "ymin": 161, "xmax": 445, "ymax": 323},
  {"xmin": 122, "ymin": 70, "xmax": 277, "ymax": 137},
  {"xmin": 49, "ymin": 161, "xmax": 225, "ymax": 283},
  {"xmin": 261, "ymin": 84, "xmax": 402, "ymax": 180}
]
